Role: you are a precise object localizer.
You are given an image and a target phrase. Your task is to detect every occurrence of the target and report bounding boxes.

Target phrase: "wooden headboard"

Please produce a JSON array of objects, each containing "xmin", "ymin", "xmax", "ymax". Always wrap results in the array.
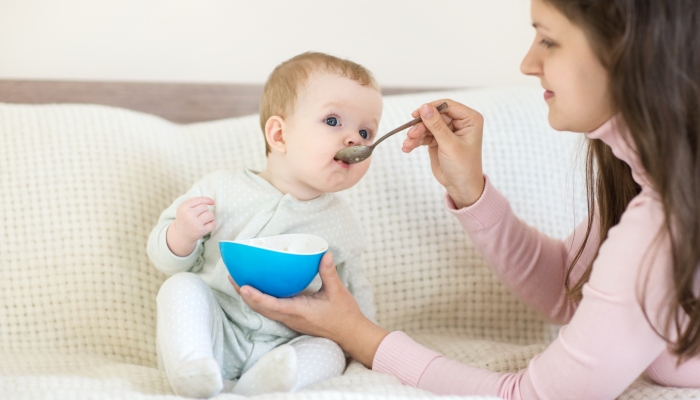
[{"xmin": 0, "ymin": 80, "xmax": 444, "ymax": 124}]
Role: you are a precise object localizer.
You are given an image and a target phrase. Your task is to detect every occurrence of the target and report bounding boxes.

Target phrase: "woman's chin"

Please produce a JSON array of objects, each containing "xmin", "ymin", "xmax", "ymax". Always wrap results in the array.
[
  {"xmin": 548, "ymin": 108, "xmax": 611, "ymax": 133},
  {"xmin": 547, "ymin": 111, "xmax": 573, "ymax": 132}
]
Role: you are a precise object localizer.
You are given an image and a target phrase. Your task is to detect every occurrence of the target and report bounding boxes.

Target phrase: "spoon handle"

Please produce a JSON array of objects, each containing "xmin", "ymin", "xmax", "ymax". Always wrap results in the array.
[{"xmin": 371, "ymin": 102, "xmax": 448, "ymax": 148}]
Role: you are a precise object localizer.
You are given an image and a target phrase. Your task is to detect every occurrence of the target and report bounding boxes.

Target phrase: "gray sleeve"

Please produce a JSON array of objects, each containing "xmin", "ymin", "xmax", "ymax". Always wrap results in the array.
[{"xmin": 146, "ymin": 182, "xmax": 207, "ymax": 275}]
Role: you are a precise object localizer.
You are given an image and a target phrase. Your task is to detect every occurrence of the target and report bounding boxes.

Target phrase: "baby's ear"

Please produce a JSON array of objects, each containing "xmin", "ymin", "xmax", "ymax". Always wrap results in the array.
[{"xmin": 264, "ymin": 116, "xmax": 286, "ymax": 154}]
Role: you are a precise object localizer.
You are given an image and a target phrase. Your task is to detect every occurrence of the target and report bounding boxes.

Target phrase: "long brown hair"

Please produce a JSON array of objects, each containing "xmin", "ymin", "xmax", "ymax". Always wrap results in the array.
[{"xmin": 546, "ymin": 0, "xmax": 700, "ymax": 359}]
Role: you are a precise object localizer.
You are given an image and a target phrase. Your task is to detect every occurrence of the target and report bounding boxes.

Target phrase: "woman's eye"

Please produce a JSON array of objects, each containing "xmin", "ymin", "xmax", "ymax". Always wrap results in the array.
[
  {"xmin": 539, "ymin": 39, "xmax": 554, "ymax": 49},
  {"xmin": 359, "ymin": 129, "xmax": 369, "ymax": 139},
  {"xmin": 325, "ymin": 117, "xmax": 338, "ymax": 126}
]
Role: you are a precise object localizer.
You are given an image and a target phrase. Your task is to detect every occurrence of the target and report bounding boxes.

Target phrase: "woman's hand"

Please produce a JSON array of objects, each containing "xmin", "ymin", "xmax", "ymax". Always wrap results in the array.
[
  {"xmin": 403, "ymin": 100, "xmax": 485, "ymax": 208},
  {"xmin": 229, "ymin": 252, "xmax": 389, "ymax": 368}
]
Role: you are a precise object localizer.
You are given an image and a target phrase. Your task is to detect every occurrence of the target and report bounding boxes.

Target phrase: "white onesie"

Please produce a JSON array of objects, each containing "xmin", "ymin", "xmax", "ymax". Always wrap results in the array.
[{"xmin": 147, "ymin": 169, "xmax": 375, "ymax": 397}]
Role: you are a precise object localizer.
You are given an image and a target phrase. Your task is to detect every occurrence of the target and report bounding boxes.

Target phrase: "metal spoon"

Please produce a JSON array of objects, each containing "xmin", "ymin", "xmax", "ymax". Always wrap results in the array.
[{"xmin": 334, "ymin": 102, "xmax": 449, "ymax": 164}]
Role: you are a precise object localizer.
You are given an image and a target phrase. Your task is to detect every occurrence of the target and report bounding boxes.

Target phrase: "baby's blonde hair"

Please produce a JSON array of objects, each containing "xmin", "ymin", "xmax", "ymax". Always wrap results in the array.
[{"xmin": 259, "ymin": 52, "xmax": 380, "ymax": 154}]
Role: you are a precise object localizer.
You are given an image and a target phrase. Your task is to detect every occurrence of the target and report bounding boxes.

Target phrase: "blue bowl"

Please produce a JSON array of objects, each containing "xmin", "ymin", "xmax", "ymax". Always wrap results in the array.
[{"xmin": 219, "ymin": 234, "xmax": 328, "ymax": 298}]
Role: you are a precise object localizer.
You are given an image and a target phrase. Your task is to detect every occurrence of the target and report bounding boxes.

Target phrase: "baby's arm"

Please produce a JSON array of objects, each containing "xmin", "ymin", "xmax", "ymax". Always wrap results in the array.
[{"xmin": 147, "ymin": 182, "xmax": 216, "ymax": 275}]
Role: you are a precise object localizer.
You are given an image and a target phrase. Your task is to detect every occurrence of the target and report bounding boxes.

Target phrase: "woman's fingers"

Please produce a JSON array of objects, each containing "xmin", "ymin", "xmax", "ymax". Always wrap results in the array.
[
  {"xmin": 402, "ymin": 134, "xmax": 434, "ymax": 153},
  {"xmin": 230, "ymin": 253, "xmax": 342, "ymax": 323},
  {"xmin": 410, "ymin": 99, "xmax": 451, "ymax": 118},
  {"xmin": 417, "ymin": 104, "xmax": 458, "ymax": 145},
  {"xmin": 403, "ymin": 105, "xmax": 457, "ymax": 153},
  {"xmin": 317, "ymin": 253, "xmax": 340, "ymax": 292},
  {"xmin": 411, "ymin": 99, "xmax": 474, "ymax": 119},
  {"xmin": 228, "ymin": 257, "xmax": 335, "ymax": 321},
  {"xmin": 406, "ymin": 115, "xmax": 452, "ymax": 139},
  {"xmin": 238, "ymin": 283, "xmax": 293, "ymax": 319},
  {"xmin": 228, "ymin": 275, "xmax": 240, "ymax": 293}
]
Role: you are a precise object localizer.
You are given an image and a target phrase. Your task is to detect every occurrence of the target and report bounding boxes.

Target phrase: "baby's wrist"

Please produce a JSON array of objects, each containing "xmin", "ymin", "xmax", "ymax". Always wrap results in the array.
[{"xmin": 166, "ymin": 222, "xmax": 198, "ymax": 257}]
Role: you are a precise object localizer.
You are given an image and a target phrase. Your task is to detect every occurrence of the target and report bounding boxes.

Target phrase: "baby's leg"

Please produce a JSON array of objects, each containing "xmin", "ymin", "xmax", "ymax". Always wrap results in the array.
[
  {"xmin": 231, "ymin": 336, "xmax": 345, "ymax": 396},
  {"xmin": 157, "ymin": 272, "xmax": 225, "ymax": 398},
  {"xmin": 289, "ymin": 336, "xmax": 346, "ymax": 391}
]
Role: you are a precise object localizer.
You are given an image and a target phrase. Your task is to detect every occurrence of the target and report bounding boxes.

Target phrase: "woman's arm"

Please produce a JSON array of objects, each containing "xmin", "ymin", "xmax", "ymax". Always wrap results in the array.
[
  {"xmin": 447, "ymin": 175, "xmax": 599, "ymax": 323},
  {"xmin": 373, "ymin": 197, "xmax": 671, "ymax": 399},
  {"xmin": 373, "ymin": 331, "xmax": 522, "ymax": 396},
  {"xmin": 405, "ymin": 101, "xmax": 599, "ymax": 324}
]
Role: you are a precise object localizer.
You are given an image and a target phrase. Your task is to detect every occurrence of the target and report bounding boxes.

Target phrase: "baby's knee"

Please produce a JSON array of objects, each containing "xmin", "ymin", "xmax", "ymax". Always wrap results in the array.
[
  {"xmin": 314, "ymin": 337, "xmax": 342, "ymax": 350},
  {"xmin": 293, "ymin": 336, "xmax": 343, "ymax": 353},
  {"xmin": 157, "ymin": 272, "xmax": 207, "ymax": 303}
]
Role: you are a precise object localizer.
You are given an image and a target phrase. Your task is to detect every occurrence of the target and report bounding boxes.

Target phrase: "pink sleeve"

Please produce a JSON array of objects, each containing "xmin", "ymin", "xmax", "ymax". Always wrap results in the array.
[
  {"xmin": 445, "ymin": 175, "xmax": 599, "ymax": 324},
  {"xmin": 373, "ymin": 331, "xmax": 536, "ymax": 397},
  {"xmin": 373, "ymin": 182, "xmax": 672, "ymax": 399}
]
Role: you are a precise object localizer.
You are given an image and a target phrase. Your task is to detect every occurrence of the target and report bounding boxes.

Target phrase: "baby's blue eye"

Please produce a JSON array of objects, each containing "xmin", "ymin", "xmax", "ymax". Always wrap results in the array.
[
  {"xmin": 325, "ymin": 117, "xmax": 338, "ymax": 126},
  {"xmin": 359, "ymin": 129, "xmax": 369, "ymax": 139}
]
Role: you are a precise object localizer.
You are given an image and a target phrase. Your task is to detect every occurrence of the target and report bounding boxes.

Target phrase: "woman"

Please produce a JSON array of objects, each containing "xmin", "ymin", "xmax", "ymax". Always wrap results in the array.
[{"xmin": 230, "ymin": 0, "xmax": 700, "ymax": 398}]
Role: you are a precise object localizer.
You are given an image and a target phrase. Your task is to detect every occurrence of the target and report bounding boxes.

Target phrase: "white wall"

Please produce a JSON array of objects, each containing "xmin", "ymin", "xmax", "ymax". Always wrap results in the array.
[{"xmin": 0, "ymin": 0, "xmax": 537, "ymax": 88}]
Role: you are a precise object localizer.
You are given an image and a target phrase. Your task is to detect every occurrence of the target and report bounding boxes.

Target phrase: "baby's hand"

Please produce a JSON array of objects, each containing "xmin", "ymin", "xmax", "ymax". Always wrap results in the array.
[{"xmin": 166, "ymin": 197, "xmax": 216, "ymax": 256}]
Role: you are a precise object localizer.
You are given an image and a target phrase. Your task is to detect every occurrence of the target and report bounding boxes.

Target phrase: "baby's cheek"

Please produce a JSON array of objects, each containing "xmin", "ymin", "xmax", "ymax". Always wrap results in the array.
[
  {"xmin": 358, "ymin": 158, "xmax": 371, "ymax": 175},
  {"xmin": 295, "ymin": 146, "xmax": 320, "ymax": 165}
]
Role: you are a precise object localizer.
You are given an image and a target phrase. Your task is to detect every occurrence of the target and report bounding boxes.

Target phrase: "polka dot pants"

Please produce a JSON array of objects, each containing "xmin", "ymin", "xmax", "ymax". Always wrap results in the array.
[
  {"xmin": 287, "ymin": 335, "xmax": 346, "ymax": 391},
  {"xmin": 156, "ymin": 272, "xmax": 346, "ymax": 395}
]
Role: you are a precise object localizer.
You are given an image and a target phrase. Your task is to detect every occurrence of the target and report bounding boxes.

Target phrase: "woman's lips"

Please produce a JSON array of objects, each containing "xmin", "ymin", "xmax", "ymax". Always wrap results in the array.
[{"xmin": 544, "ymin": 90, "xmax": 555, "ymax": 100}]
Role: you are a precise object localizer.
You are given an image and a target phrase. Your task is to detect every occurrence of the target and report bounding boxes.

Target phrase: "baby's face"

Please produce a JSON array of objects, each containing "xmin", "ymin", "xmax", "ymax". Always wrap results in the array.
[{"xmin": 282, "ymin": 72, "xmax": 383, "ymax": 193}]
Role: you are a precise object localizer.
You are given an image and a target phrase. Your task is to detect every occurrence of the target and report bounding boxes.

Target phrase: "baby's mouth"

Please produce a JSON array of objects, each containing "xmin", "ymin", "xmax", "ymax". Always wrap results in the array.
[{"xmin": 334, "ymin": 158, "xmax": 349, "ymax": 169}]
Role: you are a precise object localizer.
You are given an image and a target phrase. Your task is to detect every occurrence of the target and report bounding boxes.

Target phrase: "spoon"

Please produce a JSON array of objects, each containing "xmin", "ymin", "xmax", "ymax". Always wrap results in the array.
[{"xmin": 334, "ymin": 102, "xmax": 449, "ymax": 164}]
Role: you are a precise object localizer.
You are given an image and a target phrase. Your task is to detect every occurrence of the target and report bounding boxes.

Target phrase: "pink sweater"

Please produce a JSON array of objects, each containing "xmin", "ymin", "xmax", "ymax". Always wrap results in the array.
[{"xmin": 372, "ymin": 118, "xmax": 700, "ymax": 399}]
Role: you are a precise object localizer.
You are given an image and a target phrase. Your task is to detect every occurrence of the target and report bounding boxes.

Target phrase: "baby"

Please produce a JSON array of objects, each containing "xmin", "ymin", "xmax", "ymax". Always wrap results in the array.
[{"xmin": 147, "ymin": 52, "xmax": 381, "ymax": 398}]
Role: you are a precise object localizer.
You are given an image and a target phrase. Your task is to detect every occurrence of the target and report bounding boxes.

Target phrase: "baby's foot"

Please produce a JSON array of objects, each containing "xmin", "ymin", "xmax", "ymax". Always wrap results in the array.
[
  {"xmin": 232, "ymin": 344, "xmax": 297, "ymax": 396},
  {"xmin": 171, "ymin": 357, "xmax": 223, "ymax": 398},
  {"xmin": 221, "ymin": 378, "xmax": 237, "ymax": 393}
]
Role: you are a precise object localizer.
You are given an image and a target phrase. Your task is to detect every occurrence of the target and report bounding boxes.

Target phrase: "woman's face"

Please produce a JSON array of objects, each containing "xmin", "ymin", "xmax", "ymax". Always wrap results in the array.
[{"xmin": 520, "ymin": 0, "xmax": 614, "ymax": 132}]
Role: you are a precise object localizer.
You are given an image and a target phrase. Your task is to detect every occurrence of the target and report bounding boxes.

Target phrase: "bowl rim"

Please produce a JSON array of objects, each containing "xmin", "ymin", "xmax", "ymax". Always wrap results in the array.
[{"xmin": 219, "ymin": 233, "xmax": 328, "ymax": 256}]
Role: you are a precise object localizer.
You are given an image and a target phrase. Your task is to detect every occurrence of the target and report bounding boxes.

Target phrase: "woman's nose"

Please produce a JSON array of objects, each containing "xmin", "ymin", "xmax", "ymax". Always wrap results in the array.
[{"xmin": 520, "ymin": 42, "xmax": 542, "ymax": 77}]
